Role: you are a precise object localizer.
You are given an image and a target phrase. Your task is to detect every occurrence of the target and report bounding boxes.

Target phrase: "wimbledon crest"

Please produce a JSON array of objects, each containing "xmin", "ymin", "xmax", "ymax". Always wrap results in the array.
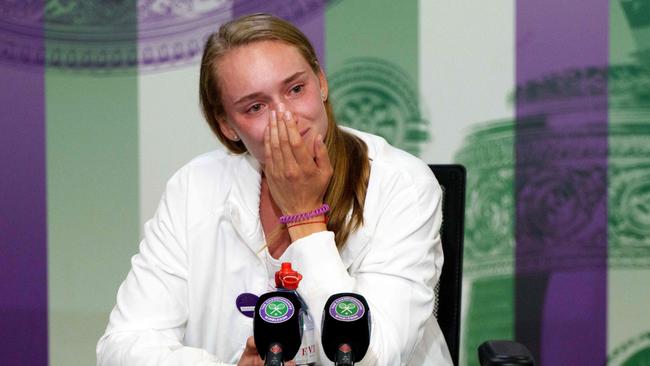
[
  {"xmin": 329, "ymin": 296, "xmax": 365, "ymax": 322},
  {"xmin": 329, "ymin": 58, "xmax": 429, "ymax": 156},
  {"xmin": 0, "ymin": 0, "xmax": 327, "ymax": 72},
  {"xmin": 259, "ymin": 297, "xmax": 294, "ymax": 324}
]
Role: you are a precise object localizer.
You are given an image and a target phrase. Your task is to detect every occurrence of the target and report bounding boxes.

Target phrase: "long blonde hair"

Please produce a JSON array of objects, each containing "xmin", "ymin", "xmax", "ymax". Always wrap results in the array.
[{"xmin": 199, "ymin": 13, "xmax": 370, "ymax": 247}]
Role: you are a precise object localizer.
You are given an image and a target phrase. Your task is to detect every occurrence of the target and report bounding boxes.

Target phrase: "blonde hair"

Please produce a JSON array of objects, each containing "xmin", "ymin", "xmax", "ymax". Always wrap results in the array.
[{"xmin": 199, "ymin": 13, "xmax": 370, "ymax": 247}]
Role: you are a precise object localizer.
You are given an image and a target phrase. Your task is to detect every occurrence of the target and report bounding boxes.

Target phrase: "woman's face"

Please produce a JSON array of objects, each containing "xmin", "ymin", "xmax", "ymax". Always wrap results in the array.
[{"xmin": 215, "ymin": 40, "xmax": 329, "ymax": 163}]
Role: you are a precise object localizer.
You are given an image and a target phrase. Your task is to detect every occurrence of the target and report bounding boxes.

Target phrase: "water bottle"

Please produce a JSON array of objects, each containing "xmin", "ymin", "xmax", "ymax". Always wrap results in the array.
[
  {"xmin": 275, "ymin": 263, "xmax": 317, "ymax": 365},
  {"xmin": 294, "ymin": 301, "xmax": 317, "ymax": 365}
]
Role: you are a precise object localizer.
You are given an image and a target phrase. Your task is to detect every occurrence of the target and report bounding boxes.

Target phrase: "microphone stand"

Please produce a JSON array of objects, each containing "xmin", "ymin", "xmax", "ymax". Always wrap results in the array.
[
  {"xmin": 335, "ymin": 343, "xmax": 354, "ymax": 366},
  {"xmin": 265, "ymin": 342, "xmax": 284, "ymax": 366}
]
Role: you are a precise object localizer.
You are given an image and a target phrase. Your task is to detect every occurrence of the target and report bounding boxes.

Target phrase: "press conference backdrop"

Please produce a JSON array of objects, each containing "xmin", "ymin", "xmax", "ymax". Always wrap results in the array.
[{"xmin": 1, "ymin": 1, "xmax": 648, "ymax": 365}]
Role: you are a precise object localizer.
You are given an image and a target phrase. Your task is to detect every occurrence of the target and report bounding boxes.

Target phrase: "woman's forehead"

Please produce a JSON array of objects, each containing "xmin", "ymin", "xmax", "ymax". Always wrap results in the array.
[
  {"xmin": 216, "ymin": 41, "xmax": 314, "ymax": 98},
  {"xmin": 221, "ymin": 41, "xmax": 309, "ymax": 73}
]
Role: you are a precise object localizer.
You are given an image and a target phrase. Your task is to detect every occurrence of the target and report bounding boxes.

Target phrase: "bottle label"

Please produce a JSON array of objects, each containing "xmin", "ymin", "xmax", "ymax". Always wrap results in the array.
[
  {"xmin": 295, "ymin": 302, "xmax": 318, "ymax": 365},
  {"xmin": 294, "ymin": 342, "xmax": 318, "ymax": 365}
]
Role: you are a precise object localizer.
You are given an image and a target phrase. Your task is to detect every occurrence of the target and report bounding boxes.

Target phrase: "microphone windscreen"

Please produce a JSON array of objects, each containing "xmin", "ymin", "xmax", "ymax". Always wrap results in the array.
[
  {"xmin": 253, "ymin": 291, "xmax": 303, "ymax": 361},
  {"xmin": 321, "ymin": 293, "xmax": 371, "ymax": 362}
]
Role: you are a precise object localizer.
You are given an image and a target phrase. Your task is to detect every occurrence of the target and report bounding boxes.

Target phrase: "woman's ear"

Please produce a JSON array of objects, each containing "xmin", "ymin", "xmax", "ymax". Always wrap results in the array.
[
  {"xmin": 216, "ymin": 115, "xmax": 240, "ymax": 141},
  {"xmin": 318, "ymin": 66, "xmax": 329, "ymax": 102}
]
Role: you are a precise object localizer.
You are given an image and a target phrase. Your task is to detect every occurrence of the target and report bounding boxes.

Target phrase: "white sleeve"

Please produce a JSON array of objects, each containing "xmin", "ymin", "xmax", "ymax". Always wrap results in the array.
[
  {"xmin": 96, "ymin": 167, "xmax": 233, "ymax": 366},
  {"xmin": 280, "ymin": 172, "xmax": 443, "ymax": 365}
]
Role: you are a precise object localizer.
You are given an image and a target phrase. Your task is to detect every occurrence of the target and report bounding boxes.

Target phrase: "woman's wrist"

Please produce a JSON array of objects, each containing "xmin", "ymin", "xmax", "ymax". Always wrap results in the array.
[
  {"xmin": 286, "ymin": 214, "xmax": 328, "ymax": 241},
  {"xmin": 279, "ymin": 203, "xmax": 329, "ymax": 224}
]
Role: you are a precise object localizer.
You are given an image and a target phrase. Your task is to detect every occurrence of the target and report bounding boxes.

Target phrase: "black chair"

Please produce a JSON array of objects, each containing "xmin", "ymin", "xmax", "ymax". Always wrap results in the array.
[
  {"xmin": 429, "ymin": 164, "xmax": 466, "ymax": 366},
  {"xmin": 429, "ymin": 164, "xmax": 535, "ymax": 366}
]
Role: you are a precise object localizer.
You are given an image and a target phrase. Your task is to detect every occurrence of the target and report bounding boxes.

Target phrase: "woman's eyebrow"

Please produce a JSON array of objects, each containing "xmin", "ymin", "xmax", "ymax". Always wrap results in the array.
[
  {"xmin": 233, "ymin": 71, "xmax": 308, "ymax": 106},
  {"xmin": 282, "ymin": 71, "xmax": 306, "ymax": 85},
  {"xmin": 234, "ymin": 92, "xmax": 265, "ymax": 106}
]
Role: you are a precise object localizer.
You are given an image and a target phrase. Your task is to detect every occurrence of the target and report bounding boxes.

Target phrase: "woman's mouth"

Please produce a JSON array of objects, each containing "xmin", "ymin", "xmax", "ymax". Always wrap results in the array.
[{"xmin": 299, "ymin": 128, "xmax": 310, "ymax": 138}]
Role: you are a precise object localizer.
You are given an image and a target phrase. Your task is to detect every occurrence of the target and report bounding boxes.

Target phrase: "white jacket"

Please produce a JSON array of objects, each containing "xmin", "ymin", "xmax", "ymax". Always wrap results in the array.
[{"xmin": 97, "ymin": 128, "xmax": 452, "ymax": 365}]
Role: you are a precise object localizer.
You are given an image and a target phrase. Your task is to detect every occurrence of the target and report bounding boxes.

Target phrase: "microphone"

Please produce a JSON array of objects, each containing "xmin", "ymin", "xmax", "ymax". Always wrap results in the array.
[
  {"xmin": 254, "ymin": 291, "xmax": 303, "ymax": 365},
  {"xmin": 321, "ymin": 293, "xmax": 371, "ymax": 366}
]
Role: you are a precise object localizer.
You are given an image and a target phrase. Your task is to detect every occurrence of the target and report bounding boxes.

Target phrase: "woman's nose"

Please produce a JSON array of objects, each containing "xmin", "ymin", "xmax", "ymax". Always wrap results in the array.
[{"xmin": 272, "ymin": 101, "xmax": 287, "ymax": 114}]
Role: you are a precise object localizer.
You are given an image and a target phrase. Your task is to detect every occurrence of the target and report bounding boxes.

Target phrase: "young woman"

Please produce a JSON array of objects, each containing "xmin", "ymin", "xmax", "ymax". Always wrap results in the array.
[{"xmin": 97, "ymin": 13, "xmax": 451, "ymax": 366}]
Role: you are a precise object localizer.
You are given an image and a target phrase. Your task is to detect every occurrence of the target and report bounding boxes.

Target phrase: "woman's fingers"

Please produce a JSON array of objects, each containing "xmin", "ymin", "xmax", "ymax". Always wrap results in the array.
[
  {"xmin": 244, "ymin": 336, "xmax": 257, "ymax": 354},
  {"xmin": 237, "ymin": 336, "xmax": 264, "ymax": 366},
  {"xmin": 277, "ymin": 110, "xmax": 297, "ymax": 168},
  {"xmin": 273, "ymin": 107, "xmax": 314, "ymax": 173},
  {"xmin": 314, "ymin": 134, "xmax": 332, "ymax": 171},
  {"xmin": 264, "ymin": 123, "xmax": 273, "ymax": 172},
  {"xmin": 283, "ymin": 110, "xmax": 313, "ymax": 167},
  {"xmin": 269, "ymin": 109, "xmax": 284, "ymax": 171}
]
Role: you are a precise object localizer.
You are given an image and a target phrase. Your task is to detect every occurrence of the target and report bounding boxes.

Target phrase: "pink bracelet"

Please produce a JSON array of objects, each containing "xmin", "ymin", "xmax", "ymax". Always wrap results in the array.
[{"xmin": 280, "ymin": 204, "xmax": 330, "ymax": 224}]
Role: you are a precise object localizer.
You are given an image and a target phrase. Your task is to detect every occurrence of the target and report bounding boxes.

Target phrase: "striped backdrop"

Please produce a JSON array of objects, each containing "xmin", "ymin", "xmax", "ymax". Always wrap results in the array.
[{"xmin": 1, "ymin": 1, "xmax": 649, "ymax": 365}]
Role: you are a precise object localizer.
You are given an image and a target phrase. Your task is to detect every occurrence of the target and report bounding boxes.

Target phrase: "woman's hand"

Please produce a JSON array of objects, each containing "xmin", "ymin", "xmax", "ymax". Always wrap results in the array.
[
  {"xmin": 237, "ymin": 336, "xmax": 296, "ymax": 366},
  {"xmin": 263, "ymin": 104, "xmax": 333, "ymax": 217},
  {"xmin": 237, "ymin": 337, "xmax": 264, "ymax": 366}
]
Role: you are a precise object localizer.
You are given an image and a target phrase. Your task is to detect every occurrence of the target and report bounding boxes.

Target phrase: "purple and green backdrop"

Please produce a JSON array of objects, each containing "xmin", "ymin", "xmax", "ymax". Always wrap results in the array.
[{"xmin": 1, "ymin": 1, "xmax": 648, "ymax": 365}]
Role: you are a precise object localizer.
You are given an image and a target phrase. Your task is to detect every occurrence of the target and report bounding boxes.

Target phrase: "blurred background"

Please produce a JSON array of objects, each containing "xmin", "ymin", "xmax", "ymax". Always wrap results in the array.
[{"xmin": 1, "ymin": 0, "xmax": 649, "ymax": 365}]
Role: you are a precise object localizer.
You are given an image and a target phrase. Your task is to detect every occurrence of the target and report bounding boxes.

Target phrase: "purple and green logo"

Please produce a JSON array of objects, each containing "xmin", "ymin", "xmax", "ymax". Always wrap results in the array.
[
  {"xmin": 329, "ymin": 297, "xmax": 365, "ymax": 322},
  {"xmin": 259, "ymin": 297, "xmax": 294, "ymax": 324}
]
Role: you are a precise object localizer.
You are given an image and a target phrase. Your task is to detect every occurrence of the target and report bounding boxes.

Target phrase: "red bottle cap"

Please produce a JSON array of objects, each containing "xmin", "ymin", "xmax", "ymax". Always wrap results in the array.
[{"xmin": 275, "ymin": 262, "xmax": 302, "ymax": 290}]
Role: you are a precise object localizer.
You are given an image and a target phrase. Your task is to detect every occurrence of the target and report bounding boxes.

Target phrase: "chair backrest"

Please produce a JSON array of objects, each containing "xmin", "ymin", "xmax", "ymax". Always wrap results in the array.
[{"xmin": 429, "ymin": 164, "xmax": 466, "ymax": 366}]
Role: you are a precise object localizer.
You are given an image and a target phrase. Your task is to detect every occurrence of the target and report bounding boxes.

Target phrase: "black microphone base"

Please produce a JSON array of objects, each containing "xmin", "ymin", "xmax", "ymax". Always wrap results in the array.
[
  {"xmin": 265, "ymin": 342, "xmax": 284, "ymax": 366},
  {"xmin": 334, "ymin": 343, "xmax": 354, "ymax": 366}
]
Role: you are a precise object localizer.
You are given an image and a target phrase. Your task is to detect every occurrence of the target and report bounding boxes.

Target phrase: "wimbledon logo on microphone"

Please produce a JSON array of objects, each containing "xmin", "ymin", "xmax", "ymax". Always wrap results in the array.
[
  {"xmin": 260, "ymin": 297, "xmax": 294, "ymax": 323},
  {"xmin": 330, "ymin": 297, "xmax": 365, "ymax": 322}
]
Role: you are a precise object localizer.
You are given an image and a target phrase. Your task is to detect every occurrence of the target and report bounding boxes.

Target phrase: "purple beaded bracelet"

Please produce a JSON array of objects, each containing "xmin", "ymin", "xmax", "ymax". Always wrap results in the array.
[{"xmin": 280, "ymin": 204, "xmax": 330, "ymax": 225}]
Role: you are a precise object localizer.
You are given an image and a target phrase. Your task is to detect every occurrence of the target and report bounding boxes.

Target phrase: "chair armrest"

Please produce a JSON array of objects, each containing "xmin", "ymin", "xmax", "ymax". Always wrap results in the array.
[{"xmin": 478, "ymin": 340, "xmax": 535, "ymax": 366}]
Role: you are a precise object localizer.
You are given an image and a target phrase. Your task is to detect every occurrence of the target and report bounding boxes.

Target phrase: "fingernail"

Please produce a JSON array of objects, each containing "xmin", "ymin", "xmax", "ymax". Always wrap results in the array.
[
  {"xmin": 278, "ymin": 103, "xmax": 285, "ymax": 113},
  {"xmin": 284, "ymin": 110, "xmax": 292, "ymax": 121},
  {"xmin": 271, "ymin": 110, "xmax": 277, "ymax": 122}
]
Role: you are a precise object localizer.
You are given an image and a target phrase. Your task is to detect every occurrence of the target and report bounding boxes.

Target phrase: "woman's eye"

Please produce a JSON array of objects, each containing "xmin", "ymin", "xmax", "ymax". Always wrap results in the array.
[
  {"xmin": 247, "ymin": 103, "xmax": 263, "ymax": 113},
  {"xmin": 290, "ymin": 84, "xmax": 304, "ymax": 95}
]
